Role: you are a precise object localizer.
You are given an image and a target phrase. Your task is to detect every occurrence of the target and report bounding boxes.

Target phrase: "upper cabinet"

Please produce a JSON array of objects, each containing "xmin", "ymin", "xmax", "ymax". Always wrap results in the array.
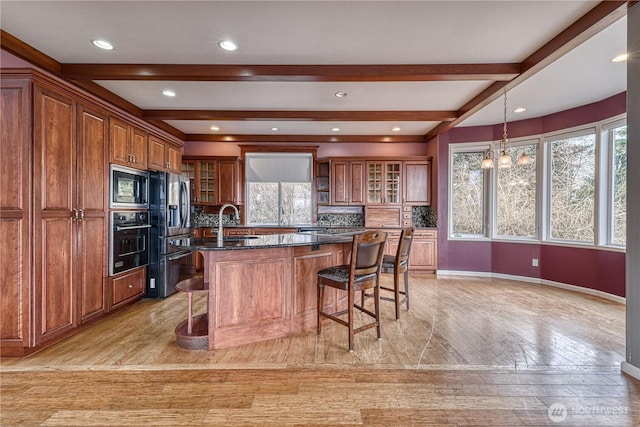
[
  {"xmin": 366, "ymin": 160, "xmax": 402, "ymax": 205},
  {"xmin": 331, "ymin": 160, "xmax": 365, "ymax": 205},
  {"xmin": 403, "ymin": 159, "xmax": 431, "ymax": 205},
  {"xmin": 317, "ymin": 157, "xmax": 432, "ymax": 208},
  {"xmin": 182, "ymin": 157, "xmax": 242, "ymax": 205},
  {"xmin": 109, "ymin": 116, "xmax": 147, "ymax": 170},
  {"xmin": 148, "ymin": 135, "xmax": 182, "ymax": 174}
]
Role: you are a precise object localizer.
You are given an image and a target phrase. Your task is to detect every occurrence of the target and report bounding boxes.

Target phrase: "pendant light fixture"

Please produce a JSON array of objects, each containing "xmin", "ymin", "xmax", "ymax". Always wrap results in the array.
[
  {"xmin": 481, "ymin": 89, "xmax": 534, "ymax": 169},
  {"xmin": 497, "ymin": 90, "xmax": 512, "ymax": 168}
]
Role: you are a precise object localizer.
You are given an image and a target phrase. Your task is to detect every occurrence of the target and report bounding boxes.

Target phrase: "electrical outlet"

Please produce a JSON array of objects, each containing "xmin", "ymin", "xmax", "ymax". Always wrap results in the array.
[
  {"xmin": 532, "ymin": 258, "xmax": 539, "ymax": 267},
  {"xmin": 150, "ymin": 278, "xmax": 156, "ymax": 289}
]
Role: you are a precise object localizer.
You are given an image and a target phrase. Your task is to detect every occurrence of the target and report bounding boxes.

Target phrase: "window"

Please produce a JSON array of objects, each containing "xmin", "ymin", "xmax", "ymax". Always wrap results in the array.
[
  {"xmin": 608, "ymin": 123, "xmax": 627, "ymax": 245},
  {"xmin": 547, "ymin": 130, "xmax": 596, "ymax": 242},
  {"xmin": 245, "ymin": 153, "xmax": 312, "ymax": 226},
  {"xmin": 496, "ymin": 142, "xmax": 538, "ymax": 238},
  {"xmin": 450, "ymin": 148, "xmax": 487, "ymax": 237}
]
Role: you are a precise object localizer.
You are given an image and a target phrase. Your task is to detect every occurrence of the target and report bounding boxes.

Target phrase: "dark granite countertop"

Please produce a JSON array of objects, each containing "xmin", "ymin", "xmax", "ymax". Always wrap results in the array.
[{"xmin": 171, "ymin": 232, "xmax": 359, "ymax": 251}]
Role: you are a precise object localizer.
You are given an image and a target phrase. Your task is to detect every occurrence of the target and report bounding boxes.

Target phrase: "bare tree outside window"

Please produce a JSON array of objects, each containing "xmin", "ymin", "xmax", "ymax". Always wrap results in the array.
[
  {"xmin": 612, "ymin": 125, "xmax": 627, "ymax": 245},
  {"xmin": 247, "ymin": 182, "xmax": 312, "ymax": 225},
  {"xmin": 497, "ymin": 144, "xmax": 537, "ymax": 238},
  {"xmin": 451, "ymin": 151, "xmax": 485, "ymax": 236},
  {"xmin": 549, "ymin": 133, "xmax": 596, "ymax": 242}
]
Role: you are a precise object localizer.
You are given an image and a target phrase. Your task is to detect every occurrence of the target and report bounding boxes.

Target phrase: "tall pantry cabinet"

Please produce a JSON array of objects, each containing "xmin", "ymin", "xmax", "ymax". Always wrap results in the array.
[{"xmin": 0, "ymin": 72, "xmax": 108, "ymax": 356}]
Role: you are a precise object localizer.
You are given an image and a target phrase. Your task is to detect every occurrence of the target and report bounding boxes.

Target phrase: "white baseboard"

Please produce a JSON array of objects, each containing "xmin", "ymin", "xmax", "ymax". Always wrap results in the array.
[
  {"xmin": 621, "ymin": 361, "xmax": 640, "ymax": 380},
  {"xmin": 436, "ymin": 270, "xmax": 625, "ymax": 304}
]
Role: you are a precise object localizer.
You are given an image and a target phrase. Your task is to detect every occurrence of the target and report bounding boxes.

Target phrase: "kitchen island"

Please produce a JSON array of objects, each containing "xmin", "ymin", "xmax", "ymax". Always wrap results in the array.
[{"xmin": 172, "ymin": 232, "xmax": 358, "ymax": 350}]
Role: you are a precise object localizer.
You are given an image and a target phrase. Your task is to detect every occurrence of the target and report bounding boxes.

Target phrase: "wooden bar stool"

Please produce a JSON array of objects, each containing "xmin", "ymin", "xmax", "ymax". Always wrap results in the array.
[
  {"xmin": 174, "ymin": 277, "xmax": 209, "ymax": 350},
  {"xmin": 316, "ymin": 230, "xmax": 387, "ymax": 352},
  {"xmin": 364, "ymin": 226, "xmax": 414, "ymax": 319}
]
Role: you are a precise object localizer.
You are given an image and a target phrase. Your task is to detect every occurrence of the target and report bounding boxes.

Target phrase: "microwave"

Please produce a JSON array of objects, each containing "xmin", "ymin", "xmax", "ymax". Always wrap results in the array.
[{"xmin": 110, "ymin": 164, "xmax": 149, "ymax": 209}]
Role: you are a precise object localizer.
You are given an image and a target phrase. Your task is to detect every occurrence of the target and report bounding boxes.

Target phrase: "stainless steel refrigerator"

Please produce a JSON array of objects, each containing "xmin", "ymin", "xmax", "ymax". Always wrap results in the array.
[{"xmin": 146, "ymin": 171, "xmax": 193, "ymax": 298}]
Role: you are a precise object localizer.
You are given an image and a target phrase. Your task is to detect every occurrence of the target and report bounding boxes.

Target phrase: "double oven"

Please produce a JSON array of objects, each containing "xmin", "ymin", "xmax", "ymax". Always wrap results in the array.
[{"xmin": 109, "ymin": 165, "xmax": 150, "ymax": 277}]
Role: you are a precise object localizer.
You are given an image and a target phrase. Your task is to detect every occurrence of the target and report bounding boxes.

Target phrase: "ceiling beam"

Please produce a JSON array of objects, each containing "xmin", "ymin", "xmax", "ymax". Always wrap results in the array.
[
  {"xmin": 184, "ymin": 134, "xmax": 426, "ymax": 143},
  {"xmin": 143, "ymin": 110, "xmax": 457, "ymax": 122},
  {"xmin": 425, "ymin": 0, "xmax": 629, "ymax": 140},
  {"xmin": 60, "ymin": 63, "xmax": 520, "ymax": 82}
]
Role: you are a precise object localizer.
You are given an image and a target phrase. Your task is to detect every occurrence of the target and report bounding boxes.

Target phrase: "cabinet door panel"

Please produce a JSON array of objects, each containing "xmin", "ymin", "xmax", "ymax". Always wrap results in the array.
[
  {"xmin": 404, "ymin": 161, "xmax": 430, "ymax": 205},
  {"xmin": 109, "ymin": 117, "xmax": 129, "ymax": 165},
  {"xmin": 167, "ymin": 144, "xmax": 182, "ymax": 174},
  {"xmin": 349, "ymin": 161, "xmax": 365, "ymax": 205},
  {"xmin": 218, "ymin": 160, "xmax": 237, "ymax": 204},
  {"xmin": 147, "ymin": 135, "xmax": 166, "ymax": 171},
  {"xmin": 39, "ymin": 217, "xmax": 74, "ymax": 339},
  {"xmin": 35, "ymin": 86, "xmax": 75, "ymax": 212},
  {"xmin": 77, "ymin": 104, "xmax": 108, "ymax": 322},
  {"xmin": 78, "ymin": 217, "xmax": 106, "ymax": 320},
  {"xmin": 130, "ymin": 127, "xmax": 147, "ymax": 169},
  {"xmin": 331, "ymin": 161, "xmax": 348, "ymax": 204}
]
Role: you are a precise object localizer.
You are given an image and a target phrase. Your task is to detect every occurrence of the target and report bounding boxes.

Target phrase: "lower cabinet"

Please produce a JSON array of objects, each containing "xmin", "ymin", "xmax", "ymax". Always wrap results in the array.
[
  {"xmin": 108, "ymin": 267, "xmax": 146, "ymax": 312},
  {"xmin": 384, "ymin": 228, "xmax": 438, "ymax": 272}
]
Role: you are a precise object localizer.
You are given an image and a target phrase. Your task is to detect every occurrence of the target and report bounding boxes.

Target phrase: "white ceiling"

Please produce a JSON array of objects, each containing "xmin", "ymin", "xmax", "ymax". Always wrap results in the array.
[{"xmin": 0, "ymin": 1, "xmax": 628, "ymax": 141}]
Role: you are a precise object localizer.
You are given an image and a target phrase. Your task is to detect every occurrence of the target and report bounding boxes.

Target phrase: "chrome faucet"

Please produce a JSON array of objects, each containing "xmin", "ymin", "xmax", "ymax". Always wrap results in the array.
[{"xmin": 218, "ymin": 203, "xmax": 239, "ymax": 245}]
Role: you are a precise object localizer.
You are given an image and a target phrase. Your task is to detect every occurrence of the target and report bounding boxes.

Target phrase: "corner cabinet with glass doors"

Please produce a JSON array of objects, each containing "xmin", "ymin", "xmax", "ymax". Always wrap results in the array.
[{"xmin": 181, "ymin": 156, "xmax": 243, "ymax": 205}]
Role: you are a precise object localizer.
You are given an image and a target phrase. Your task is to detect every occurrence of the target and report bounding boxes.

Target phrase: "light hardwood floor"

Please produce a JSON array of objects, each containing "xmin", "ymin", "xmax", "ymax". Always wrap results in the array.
[{"xmin": 2, "ymin": 274, "xmax": 639, "ymax": 426}]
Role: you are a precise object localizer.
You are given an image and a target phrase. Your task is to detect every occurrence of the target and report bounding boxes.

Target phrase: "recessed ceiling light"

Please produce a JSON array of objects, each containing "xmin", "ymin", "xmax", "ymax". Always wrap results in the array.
[
  {"xmin": 611, "ymin": 53, "xmax": 628, "ymax": 62},
  {"xmin": 162, "ymin": 89, "xmax": 176, "ymax": 97},
  {"xmin": 391, "ymin": 127, "xmax": 401, "ymax": 132},
  {"xmin": 91, "ymin": 39, "xmax": 113, "ymax": 50},
  {"xmin": 331, "ymin": 127, "xmax": 340, "ymax": 132},
  {"xmin": 218, "ymin": 40, "xmax": 238, "ymax": 51},
  {"xmin": 271, "ymin": 127, "xmax": 279, "ymax": 131},
  {"xmin": 513, "ymin": 107, "xmax": 526, "ymax": 113},
  {"xmin": 334, "ymin": 91, "xmax": 348, "ymax": 98},
  {"xmin": 210, "ymin": 125, "xmax": 220, "ymax": 131}
]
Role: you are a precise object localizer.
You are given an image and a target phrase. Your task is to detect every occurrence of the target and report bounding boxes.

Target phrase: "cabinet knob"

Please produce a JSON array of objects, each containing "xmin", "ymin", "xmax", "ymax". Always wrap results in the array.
[{"xmin": 128, "ymin": 284, "xmax": 133, "ymax": 289}]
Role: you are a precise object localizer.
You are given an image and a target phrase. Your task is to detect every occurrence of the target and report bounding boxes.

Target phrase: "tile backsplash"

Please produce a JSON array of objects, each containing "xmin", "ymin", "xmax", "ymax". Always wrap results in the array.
[{"xmin": 192, "ymin": 206, "xmax": 437, "ymax": 229}]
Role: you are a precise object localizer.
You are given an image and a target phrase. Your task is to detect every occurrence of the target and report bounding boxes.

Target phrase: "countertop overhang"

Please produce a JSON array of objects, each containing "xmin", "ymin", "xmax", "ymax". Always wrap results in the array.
[{"xmin": 171, "ymin": 231, "xmax": 361, "ymax": 251}]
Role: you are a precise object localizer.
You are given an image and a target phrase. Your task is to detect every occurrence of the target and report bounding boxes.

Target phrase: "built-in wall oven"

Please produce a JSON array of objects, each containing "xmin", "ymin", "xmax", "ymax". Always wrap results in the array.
[{"xmin": 109, "ymin": 211, "xmax": 151, "ymax": 276}]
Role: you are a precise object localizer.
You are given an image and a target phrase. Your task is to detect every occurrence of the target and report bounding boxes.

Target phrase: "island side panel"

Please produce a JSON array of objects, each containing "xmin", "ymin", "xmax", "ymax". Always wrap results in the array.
[
  {"xmin": 291, "ymin": 242, "xmax": 350, "ymax": 334},
  {"xmin": 203, "ymin": 247, "xmax": 293, "ymax": 350}
]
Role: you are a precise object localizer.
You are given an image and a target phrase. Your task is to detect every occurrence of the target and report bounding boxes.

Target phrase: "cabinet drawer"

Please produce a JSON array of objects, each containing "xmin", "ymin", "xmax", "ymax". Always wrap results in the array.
[
  {"xmin": 111, "ymin": 267, "xmax": 146, "ymax": 309},
  {"xmin": 415, "ymin": 230, "xmax": 437, "ymax": 239}
]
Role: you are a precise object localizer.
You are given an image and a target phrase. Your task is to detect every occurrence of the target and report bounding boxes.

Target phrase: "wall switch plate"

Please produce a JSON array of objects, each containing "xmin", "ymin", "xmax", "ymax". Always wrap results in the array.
[{"xmin": 532, "ymin": 258, "xmax": 539, "ymax": 267}]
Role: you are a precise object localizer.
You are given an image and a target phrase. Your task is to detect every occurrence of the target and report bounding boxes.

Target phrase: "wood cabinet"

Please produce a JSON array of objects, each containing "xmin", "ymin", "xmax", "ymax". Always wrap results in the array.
[
  {"xmin": 109, "ymin": 267, "xmax": 146, "ymax": 311},
  {"xmin": 109, "ymin": 116, "xmax": 147, "ymax": 170},
  {"xmin": 364, "ymin": 206, "xmax": 402, "ymax": 228},
  {"xmin": 0, "ymin": 74, "xmax": 110, "ymax": 356},
  {"xmin": 0, "ymin": 77, "xmax": 32, "ymax": 355},
  {"xmin": 182, "ymin": 157, "xmax": 242, "ymax": 205},
  {"xmin": 366, "ymin": 160, "xmax": 402, "ymax": 205},
  {"xmin": 0, "ymin": 70, "xmax": 160, "ymax": 357},
  {"xmin": 403, "ymin": 160, "xmax": 431, "ymax": 205},
  {"xmin": 148, "ymin": 135, "xmax": 182, "ymax": 174},
  {"xmin": 382, "ymin": 228, "xmax": 438, "ymax": 272},
  {"xmin": 331, "ymin": 160, "xmax": 365, "ymax": 205},
  {"xmin": 316, "ymin": 160, "xmax": 330, "ymax": 205}
]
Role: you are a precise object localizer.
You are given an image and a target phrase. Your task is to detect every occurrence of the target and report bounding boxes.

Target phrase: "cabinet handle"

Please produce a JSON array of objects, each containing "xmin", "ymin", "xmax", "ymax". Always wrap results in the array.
[
  {"xmin": 131, "ymin": 154, "xmax": 136, "ymax": 163},
  {"xmin": 166, "ymin": 162, "xmax": 170, "ymax": 169},
  {"xmin": 72, "ymin": 208, "xmax": 79, "ymax": 221},
  {"xmin": 128, "ymin": 284, "xmax": 133, "ymax": 289},
  {"xmin": 79, "ymin": 209, "xmax": 84, "ymax": 222}
]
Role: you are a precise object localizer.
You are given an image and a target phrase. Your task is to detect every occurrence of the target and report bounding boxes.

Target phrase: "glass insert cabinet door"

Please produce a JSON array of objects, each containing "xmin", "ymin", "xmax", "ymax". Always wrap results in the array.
[
  {"xmin": 366, "ymin": 161, "xmax": 401, "ymax": 204},
  {"xmin": 181, "ymin": 160, "xmax": 218, "ymax": 204},
  {"xmin": 367, "ymin": 162, "xmax": 383, "ymax": 203}
]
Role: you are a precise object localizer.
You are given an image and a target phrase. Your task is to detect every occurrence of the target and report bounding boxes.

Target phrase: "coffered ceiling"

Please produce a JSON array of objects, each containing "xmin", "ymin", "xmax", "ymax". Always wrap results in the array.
[{"xmin": 0, "ymin": 1, "xmax": 629, "ymax": 143}]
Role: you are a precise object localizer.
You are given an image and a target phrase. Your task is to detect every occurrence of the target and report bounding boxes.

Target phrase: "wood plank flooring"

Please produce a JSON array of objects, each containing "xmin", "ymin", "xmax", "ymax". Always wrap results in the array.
[{"xmin": 2, "ymin": 274, "xmax": 639, "ymax": 425}]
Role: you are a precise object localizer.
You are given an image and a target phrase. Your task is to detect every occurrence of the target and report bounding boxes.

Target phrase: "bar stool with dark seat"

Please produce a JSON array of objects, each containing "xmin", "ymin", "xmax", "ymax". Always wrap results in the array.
[
  {"xmin": 316, "ymin": 230, "xmax": 387, "ymax": 352},
  {"xmin": 365, "ymin": 226, "xmax": 414, "ymax": 320}
]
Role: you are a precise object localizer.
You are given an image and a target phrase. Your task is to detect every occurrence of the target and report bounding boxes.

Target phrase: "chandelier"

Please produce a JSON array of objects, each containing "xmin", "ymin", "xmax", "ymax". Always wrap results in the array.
[{"xmin": 481, "ymin": 90, "xmax": 533, "ymax": 169}]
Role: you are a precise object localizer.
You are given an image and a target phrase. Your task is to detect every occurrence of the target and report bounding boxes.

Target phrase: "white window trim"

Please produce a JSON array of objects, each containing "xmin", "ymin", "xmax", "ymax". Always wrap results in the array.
[{"xmin": 447, "ymin": 114, "xmax": 627, "ymax": 252}]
